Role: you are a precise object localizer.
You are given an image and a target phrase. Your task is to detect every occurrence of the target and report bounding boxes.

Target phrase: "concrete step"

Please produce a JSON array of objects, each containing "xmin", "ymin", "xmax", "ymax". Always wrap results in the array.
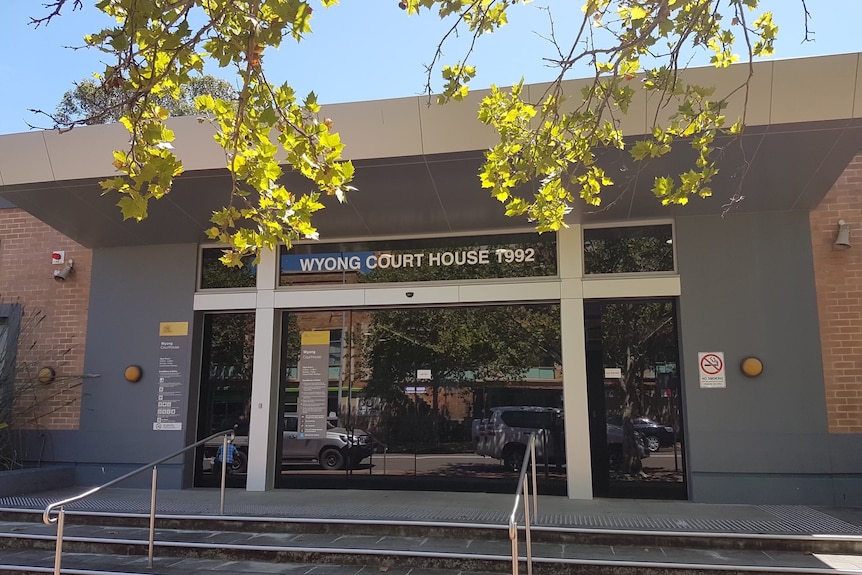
[
  {"xmin": 2, "ymin": 508, "xmax": 862, "ymax": 555},
  {"xmin": 0, "ymin": 516, "xmax": 861, "ymax": 575},
  {"xmin": 0, "ymin": 548, "xmax": 503, "ymax": 575}
]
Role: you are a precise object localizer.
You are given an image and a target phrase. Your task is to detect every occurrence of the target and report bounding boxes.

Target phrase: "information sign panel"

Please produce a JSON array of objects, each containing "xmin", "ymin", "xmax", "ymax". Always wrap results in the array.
[
  {"xmin": 298, "ymin": 331, "xmax": 331, "ymax": 438},
  {"xmin": 154, "ymin": 321, "xmax": 188, "ymax": 430}
]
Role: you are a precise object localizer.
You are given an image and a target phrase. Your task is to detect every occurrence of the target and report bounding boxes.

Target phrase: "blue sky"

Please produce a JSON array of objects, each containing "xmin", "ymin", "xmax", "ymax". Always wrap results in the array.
[{"xmin": 1, "ymin": 1, "xmax": 861, "ymax": 135}]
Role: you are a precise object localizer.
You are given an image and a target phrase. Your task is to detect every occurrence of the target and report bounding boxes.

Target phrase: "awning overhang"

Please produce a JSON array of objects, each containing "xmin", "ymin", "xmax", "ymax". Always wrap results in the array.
[{"xmin": 2, "ymin": 53, "xmax": 861, "ymax": 248}]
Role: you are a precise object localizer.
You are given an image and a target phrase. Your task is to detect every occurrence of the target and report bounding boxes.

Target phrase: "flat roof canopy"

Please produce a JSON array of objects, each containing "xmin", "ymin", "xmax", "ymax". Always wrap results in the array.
[{"xmin": 2, "ymin": 53, "xmax": 862, "ymax": 248}]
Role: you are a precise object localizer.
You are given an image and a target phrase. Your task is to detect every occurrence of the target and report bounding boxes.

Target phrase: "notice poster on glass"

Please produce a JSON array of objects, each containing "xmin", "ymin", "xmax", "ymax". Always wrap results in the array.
[{"xmin": 298, "ymin": 330, "xmax": 330, "ymax": 438}]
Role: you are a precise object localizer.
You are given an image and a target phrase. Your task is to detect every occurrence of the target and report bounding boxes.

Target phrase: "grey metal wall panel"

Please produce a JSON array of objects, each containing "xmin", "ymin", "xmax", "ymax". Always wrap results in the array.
[
  {"xmin": 65, "ymin": 244, "xmax": 197, "ymax": 487},
  {"xmin": 689, "ymin": 472, "xmax": 838, "ymax": 505},
  {"xmin": 676, "ymin": 211, "xmax": 833, "ymax": 501}
]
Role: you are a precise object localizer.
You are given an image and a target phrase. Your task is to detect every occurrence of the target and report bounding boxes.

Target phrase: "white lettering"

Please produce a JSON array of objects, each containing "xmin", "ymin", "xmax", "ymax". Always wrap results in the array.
[
  {"xmin": 403, "ymin": 254, "xmax": 414, "ymax": 267},
  {"xmin": 378, "ymin": 254, "xmax": 391, "ymax": 269},
  {"xmin": 440, "ymin": 252, "xmax": 454, "ymax": 266},
  {"xmin": 299, "ymin": 255, "xmax": 363, "ymax": 272},
  {"xmin": 414, "ymin": 254, "xmax": 424, "ymax": 266},
  {"xmin": 300, "ymin": 257, "xmax": 322, "ymax": 271},
  {"xmin": 366, "ymin": 254, "xmax": 377, "ymax": 269},
  {"xmin": 428, "ymin": 252, "xmax": 441, "ymax": 266},
  {"xmin": 479, "ymin": 250, "xmax": 489, "ymax": 264}
]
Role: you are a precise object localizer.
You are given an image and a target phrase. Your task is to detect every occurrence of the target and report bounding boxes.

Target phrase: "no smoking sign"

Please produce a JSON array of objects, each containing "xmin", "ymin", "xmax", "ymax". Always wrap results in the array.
[{"xmin": 698, "ymin": 352, "xmax": 726, "ymax": 388}]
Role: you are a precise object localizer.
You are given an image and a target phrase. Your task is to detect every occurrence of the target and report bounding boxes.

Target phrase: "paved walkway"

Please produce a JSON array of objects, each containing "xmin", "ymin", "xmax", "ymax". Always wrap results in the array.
[{"xmin": 2, "ymin": 487, "xmax": 862, "ymax": 537}]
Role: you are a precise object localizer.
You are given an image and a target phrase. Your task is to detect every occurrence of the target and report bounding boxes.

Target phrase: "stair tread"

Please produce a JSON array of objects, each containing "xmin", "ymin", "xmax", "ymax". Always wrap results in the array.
[
  {"xmin": 2, "ymin": 521, "xmax": 862, "ymax": 572},
  {"xmin": 0, "ymin": 549, "xmax": 498, "ymax": 575}
]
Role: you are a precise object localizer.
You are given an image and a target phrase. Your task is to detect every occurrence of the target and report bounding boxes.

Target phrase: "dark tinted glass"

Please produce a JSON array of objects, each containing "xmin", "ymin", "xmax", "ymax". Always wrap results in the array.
[
  {"xmin": 583, "ymin": 224, "xmax": 674, "ymax": 274},
  {"xmin": 200, "ymin": 249, "xmax": 257, "ymax": 289},
  {"xmin": 270, "ymin": 303, "xmax": 565, "ymax": 493},
  {"xmin": 279, "ymin": 233, "xmax": 557, "ymax": 286},
  {"xmin": 501, "ymin": 410, "xmax": 556, "ymax": 429}
]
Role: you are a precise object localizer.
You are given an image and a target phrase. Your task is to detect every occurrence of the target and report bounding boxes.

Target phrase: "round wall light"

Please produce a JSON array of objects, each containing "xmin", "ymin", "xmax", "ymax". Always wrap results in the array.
[
  {"xmin": 38, "ymin": 367, "xmax": 56, "ymax": 385},
  {"xmin": 124, "ymin": 365, "xmax": 143, "ymax": 383},
  {"xmin": 741, "ymin": 357, "xmax": 764, "ymax": 378}
]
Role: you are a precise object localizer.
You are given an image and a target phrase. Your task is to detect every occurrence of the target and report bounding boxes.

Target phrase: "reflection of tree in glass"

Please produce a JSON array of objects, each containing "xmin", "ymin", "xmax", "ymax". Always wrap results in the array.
[
  {"xmin": 208, "ymin": 314, "xmax": 255, "ymax": 381},
  {"xmin": 584, "ymin": 228, "xmax": 673, "ymax": 274},
  {"xmin": 361, "ymin": 305, "xmax": 560, "ymax": 446},
  {"xmin": 280, "ymin": 313, "xmax": 302, "ymax": 379},
  {"xmin": 600, "ymin": 301, "xmax": 676, "ymax": 474},
  {"xmin": 200, "ymin": 250, "xmax": 256, "ymax": 289}
]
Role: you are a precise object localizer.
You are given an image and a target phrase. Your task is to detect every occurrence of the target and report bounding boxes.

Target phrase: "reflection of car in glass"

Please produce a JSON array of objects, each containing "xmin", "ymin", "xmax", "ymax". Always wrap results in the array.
[
  {"xmin": 472, "ymin": 406, "xmax": 648, "ymax": 472},
  {"xmin": 204, "ymin": 414, "xmax": 374, "ymax": 472},
  {"xmin": 606, "ymin": 415, "xmax": 675, "ymax": 452},
  {"xmin": 282, "ymin": 414, "xmax": 374, "ymax": 470}
]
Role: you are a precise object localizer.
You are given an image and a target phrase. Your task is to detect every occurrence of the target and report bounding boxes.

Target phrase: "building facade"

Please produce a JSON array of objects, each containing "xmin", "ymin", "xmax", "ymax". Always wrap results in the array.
[
  {"xmin": 1, "ymin": 53, "xmax": 862, "ymax": 505},
  {"xmin": 0, "ymin": 204, "xmax": 91, "ymax": 434}
]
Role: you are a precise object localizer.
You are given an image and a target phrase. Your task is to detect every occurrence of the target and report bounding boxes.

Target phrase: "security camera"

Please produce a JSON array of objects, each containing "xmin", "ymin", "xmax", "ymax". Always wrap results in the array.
[
  {"xmin": 54, "ymin": 259, "xmax": 74, "ymax": 281},
  {"xmin": 405, "ymin": 291, "xmax": 414, "ymax": 298}
]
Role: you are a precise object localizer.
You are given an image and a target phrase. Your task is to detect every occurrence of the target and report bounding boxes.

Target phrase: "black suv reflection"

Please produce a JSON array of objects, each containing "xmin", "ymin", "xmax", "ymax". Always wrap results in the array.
[{"xmin": 605, "ymin": 415, "xmax": 675, "ymax": 452}]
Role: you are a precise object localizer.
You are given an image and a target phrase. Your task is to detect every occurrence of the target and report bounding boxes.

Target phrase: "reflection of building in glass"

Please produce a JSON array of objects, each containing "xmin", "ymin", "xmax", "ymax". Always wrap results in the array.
[{"xmin": 280, "ymin": 304, "xmax": 562, "ymax": 455}]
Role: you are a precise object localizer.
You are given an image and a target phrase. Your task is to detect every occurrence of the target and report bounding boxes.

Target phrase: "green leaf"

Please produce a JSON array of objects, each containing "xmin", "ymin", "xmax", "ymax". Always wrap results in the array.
[{"xmin": 652, "ymin": 176, "xmax": 674, "ymax": 199}]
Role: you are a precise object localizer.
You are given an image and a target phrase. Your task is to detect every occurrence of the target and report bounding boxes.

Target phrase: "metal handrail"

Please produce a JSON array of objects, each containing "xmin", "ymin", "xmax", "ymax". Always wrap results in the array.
[
  {"xmin": 43, "ymin": 428, "xmax": 235, "ymax": 575},
  {"xmin": 508, "ymin": 432, "xmax": 539, "ymax": 575}
]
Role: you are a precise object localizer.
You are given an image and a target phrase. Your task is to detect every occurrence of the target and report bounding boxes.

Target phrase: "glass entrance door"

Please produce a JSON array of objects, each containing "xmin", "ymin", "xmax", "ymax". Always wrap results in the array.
[
  {"xmin": 194, "ymin": 312, "xmax": 255, "ymax": 487},
  {"xmin": 584, "ymin": 299, "xmax": 686, "ymax": 499},
  {"xmin": 277, "ymin": 304, "xmax": 565, "ymax": 494}
]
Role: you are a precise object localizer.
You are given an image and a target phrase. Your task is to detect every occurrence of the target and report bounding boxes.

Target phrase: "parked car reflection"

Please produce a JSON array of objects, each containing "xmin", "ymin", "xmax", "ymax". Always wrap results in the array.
[
  {"xmin": 606, "ymin": 415, "xmax": 675, "ymax": 452},
  {"xmin": 472, "ymin": 406, "xmax": 649, "ymax": 472}
]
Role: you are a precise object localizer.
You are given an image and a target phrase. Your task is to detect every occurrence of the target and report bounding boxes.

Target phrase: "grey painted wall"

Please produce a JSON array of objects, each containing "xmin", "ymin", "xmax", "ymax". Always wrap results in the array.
[
  {"xmin": 24, "ymin": 244, "xmax": 198, "ymax": 488},
  {"xmin": 676, "ymin": 211, "xmax": 861, "ymax": 505}
]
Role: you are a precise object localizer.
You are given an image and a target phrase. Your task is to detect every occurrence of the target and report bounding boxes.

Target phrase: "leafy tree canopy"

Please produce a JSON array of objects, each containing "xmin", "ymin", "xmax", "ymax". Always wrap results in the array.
[
  {"xmin": 55, "ymin": 74, "xmax": 237, "ymax": 125},
  {"xmin": 33, "ymin": 0, "xmax": 786, "ymax": 265}
]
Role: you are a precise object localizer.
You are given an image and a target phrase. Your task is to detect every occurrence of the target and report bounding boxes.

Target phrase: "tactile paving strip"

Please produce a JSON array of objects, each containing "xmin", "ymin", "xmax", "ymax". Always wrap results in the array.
[
  {"xmin": 2, "ymin": 495, "xmax": 861, "ymax": 535},
  {"xmin": 758, "ymin": 505, "xmax": 862, "ymax": 535}
]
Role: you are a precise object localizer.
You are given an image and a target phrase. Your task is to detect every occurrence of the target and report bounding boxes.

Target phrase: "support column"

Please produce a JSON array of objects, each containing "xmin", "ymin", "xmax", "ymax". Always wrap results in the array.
[
  {"xmin": 558, "ymin": 226, "xmax": 593, "ymax": 499},
  {"xmin": 246, "ymin": 248, "xmax": 280, "ymax": 491}
]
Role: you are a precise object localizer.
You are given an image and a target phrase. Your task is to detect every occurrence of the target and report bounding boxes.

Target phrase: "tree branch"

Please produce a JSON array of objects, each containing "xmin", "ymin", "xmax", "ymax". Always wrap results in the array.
[{"xmin": 30, "ymin": 0, "xmax": 83, "ymax": 27}]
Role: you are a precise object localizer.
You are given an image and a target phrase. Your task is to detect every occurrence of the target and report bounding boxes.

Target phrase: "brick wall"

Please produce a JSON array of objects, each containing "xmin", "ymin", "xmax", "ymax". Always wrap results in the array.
[
  {"xmin": 0, "ymin": 208, "xmax": 91, "ymax": 430},
  {"xmin": 811, "ymin": 151, "xmax": 862, "ymax": 433}
]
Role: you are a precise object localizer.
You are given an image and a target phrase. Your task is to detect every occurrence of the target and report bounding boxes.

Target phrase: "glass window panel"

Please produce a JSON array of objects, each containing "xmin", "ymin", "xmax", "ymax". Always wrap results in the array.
[
  {"xmin": 583, "ymin": 225, "xmax": 674, "ymax": 274},
  {"xmin": 279, "ymin": 233, "xmax": 557, "ymax": 286},
  {"xmin": 200, "ymin": 248, "xmax": 257, "ymax": 289},
  {"xmin": 276, "ymin": 304, "xmax": 565, "ymax": 493},
  {"xmin": 0, "ymin": 306, "xmax": 20, "ymax": 386},
  {"xmin": 0, "ymin": 318, "xmax": 8, "ymax": 379}
]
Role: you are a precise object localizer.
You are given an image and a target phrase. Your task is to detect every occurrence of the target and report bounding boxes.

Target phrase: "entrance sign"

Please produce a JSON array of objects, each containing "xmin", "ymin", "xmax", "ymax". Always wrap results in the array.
[
  {"xmin": 154, "ymin": 321, "xmax": 188, "ymax": 430},
  {"xmin": 298, "ymin": 331, "xmax": 331, "ymax": 438},
  {"xmin": 698, "ymin": 352, "xmax": 726, "ymax": 388},
  {"xmin": 279, "ymin": 232, "xmax": 557, "ymax": 285}
]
